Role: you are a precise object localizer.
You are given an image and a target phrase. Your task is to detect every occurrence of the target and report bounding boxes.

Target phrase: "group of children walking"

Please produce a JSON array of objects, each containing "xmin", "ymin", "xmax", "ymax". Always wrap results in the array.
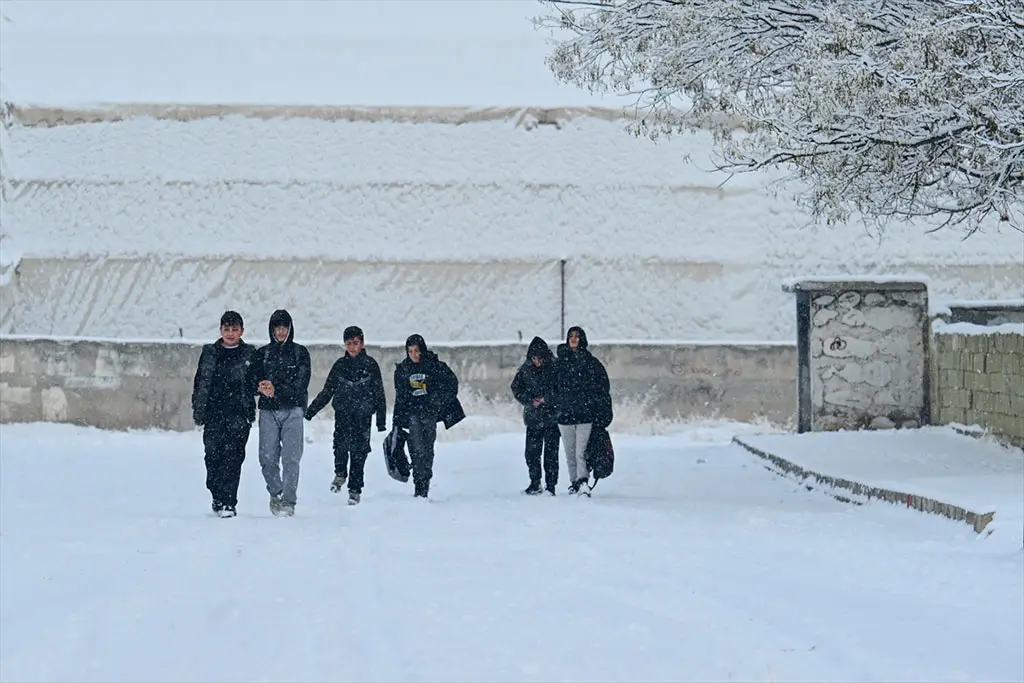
[{"xmin": 190, "ymin": 310, "xmax": 611, "ymax": 518}]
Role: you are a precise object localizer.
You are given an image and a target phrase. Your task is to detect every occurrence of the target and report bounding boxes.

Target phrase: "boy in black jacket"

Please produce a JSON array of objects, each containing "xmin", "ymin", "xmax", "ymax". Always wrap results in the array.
[
  {"xmin": 392, "ymin": 334, "xmax": 463, "ymax": 499},
  {"xmin": 510, "ymin": 336, "xmax": 560, "ymax": 495},
  {"xmin": 191, "ymin": 310, "xmax": 259, "ymax": 518},
  {"xmin": 305, "ymin": 326, "xmax": 386, "ymax": 505}
]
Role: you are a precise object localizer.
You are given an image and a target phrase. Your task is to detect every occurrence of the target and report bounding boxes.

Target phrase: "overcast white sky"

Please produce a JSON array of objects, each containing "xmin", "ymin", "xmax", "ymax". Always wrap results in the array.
[{"xmin": 0, "ymin": 0, "xmax": 619, "ymax": 106}]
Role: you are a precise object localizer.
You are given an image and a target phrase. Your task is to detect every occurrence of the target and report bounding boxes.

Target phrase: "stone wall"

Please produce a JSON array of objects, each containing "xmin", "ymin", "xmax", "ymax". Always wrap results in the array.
[
  {"xmin": 786, "ymin": 279, "xmax": 929, "ymax": 432},
  {"xmin": 931, "ymin": 328, "xmax": 1024, "ymax": 449},
  {"xmin": 0, "ymin": 337, "xmax": 797, "ymax": 431}
]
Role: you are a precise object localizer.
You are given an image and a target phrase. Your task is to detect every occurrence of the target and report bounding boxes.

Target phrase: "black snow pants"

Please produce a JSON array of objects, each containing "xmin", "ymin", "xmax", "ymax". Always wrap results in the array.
[
  {"xmin": 333, "ymin": 414, "xmax": 372, "ymax": 493},
  {"xmin": 525, "ymin": 422, "xmax": 560, "ymax": 489},
  {"xmin": 203, "ymin": 414, "xmax": 252, "ymax": 508}
]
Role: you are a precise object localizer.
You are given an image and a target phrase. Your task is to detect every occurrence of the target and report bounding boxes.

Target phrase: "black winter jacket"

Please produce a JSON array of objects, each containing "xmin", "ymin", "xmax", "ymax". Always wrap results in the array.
[
  {"xmin": 255, "ymin": 310, "xmax": 312, "ymax": 412},
  {"xmin": 306, "ymin": 349, "xmax": 387, "ymax": 430},
  {"xmin": 555, "ymin": 327, "xmax": 612, "ymax": 427},
  {"xmin": 191, "ymin": 339, "xmax": 259, "ymax": 425},
  {"xmin": 510, "ymin": 337, "xmax": 559, "ymax": 426},
  {"xmin": 393, "ymin": 349, "xmax": 460, "ymax": 430}
]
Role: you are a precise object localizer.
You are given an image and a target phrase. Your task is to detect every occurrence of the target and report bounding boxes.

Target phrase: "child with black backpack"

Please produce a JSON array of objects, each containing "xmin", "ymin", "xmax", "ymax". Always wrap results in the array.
[{"xmin": 305, "ymin": 326, "xmax": 387, "ymax": 505}]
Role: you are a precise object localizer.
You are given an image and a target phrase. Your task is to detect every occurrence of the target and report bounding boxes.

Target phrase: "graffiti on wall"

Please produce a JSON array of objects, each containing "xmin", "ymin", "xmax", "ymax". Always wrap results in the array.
[{"xmin": 809, "ymin": 289, "xmax": 926, "ymax": 429}]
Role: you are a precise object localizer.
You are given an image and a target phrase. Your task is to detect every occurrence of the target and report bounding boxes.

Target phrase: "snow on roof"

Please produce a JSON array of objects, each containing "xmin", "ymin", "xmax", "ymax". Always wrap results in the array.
[{"xmin": 0, "ymin": 0, "xmax": 628, "ymax": 108}]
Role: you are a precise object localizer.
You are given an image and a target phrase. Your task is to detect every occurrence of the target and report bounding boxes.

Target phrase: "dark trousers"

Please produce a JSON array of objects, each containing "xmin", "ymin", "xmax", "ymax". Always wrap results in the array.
[
  {"xmin": 333, "ymin": 415, "xmax": 372, "ymax": 493},
  {"xmin": 525, "ymin": 422, "xmax": 560, "ymax": 488},
  {"xmin": 203, "ymin": 414, "xmax": 252, "ymax": 508},
  {"xmin": 408, "ymin": 413, "xmax": 437, "ymax": 492}
]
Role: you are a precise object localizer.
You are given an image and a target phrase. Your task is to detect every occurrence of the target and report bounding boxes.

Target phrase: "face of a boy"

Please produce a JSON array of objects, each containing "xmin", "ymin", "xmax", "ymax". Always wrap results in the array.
[
  {"xmin": 345, "ymin": 338, "xmax": 364, "ymax": 356},
  {"xmin": 221, "ymin": 324, "xmax": 243, "ymax": 346},
  {"xmin": 273, "ymin": 325, "xmax": 290, "ymax": 343}
]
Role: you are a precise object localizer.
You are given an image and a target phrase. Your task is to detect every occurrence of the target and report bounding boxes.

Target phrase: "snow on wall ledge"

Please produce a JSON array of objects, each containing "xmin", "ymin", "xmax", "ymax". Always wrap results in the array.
[{"xmin": 2, "ymin": 105, "xmax": 1022, "ymax": 342}]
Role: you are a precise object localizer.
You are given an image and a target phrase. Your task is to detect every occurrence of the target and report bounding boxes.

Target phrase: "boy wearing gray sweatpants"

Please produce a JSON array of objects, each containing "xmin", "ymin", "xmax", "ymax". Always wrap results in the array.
[{"xmin": 255, "ymin": 309, "xmax": 312, "ymax": 516}]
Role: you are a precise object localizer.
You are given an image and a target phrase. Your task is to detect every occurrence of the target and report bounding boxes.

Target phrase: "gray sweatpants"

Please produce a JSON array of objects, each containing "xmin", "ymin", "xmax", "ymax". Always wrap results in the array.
[
  {"xmin": 559, "ymin": 423, "xmax": 592, "ymax": 484},
  {"xmin": 258, "ymin": 407, "xmax": 305, "ymax": 506}
]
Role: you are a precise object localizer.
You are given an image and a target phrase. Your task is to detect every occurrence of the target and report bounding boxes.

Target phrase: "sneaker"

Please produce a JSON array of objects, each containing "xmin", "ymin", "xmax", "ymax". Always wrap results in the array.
[
  {"xmin": 574, "ymin": 479, "xmax": 591, "ymax": 497},
  {"xmin": 567, "ymin": 481, "xmax": 580, "ymax": 494},
  {"xmin": 217, "ymin": 506, "xmax": 237, "ymax": 518},
  {"xmin": 278, "ymin": 503, "xmax": 295, "ymax": 517},
  {"xmin": 269, "ymin": 494, "xmax": 283, "ymax": 516},
  {"xmin": 330, "ymin": 474, "xmax": 347, "ymax": 493},
  {"xmin": 523, "ymin": 481, "xmax": 543, "ymax": 495},
  {"xmin": 211, "ymin": 501, "xmax": 224, "ymax": 514},
  {"xmin": 348, "ymin": 491, "xmax": 361, "ymax": 506},
  {"xmin": 545, "ymin": 485, "xmax": 557, "ymax": 496}
]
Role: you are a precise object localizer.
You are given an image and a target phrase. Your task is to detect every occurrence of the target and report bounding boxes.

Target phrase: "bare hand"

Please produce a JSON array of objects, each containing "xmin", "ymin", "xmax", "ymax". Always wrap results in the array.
[
  {"xmin": 258, "ymin": 380, "xmax": 275, "ymax": 398},
  {"xmin": 532, "ymin": 398, "xmax": 544, "ymax": 408}
]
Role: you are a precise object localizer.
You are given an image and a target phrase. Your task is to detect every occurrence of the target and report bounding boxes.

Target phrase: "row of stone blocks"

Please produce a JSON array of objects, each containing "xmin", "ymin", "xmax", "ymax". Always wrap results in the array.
[
  {"xmin": 932, "ymin": 331, "xmax": 1024, "ymax": 450},
  {"xmin": 732, "ymin": 437, "xmax": 997, "ymax": 535}
]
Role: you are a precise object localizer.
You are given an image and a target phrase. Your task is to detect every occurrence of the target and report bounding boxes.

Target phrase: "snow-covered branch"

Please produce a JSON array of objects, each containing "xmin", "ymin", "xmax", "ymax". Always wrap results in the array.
[{"xmin": 537, "ymin": 0, "xmax": 1024, "ymax": 235}]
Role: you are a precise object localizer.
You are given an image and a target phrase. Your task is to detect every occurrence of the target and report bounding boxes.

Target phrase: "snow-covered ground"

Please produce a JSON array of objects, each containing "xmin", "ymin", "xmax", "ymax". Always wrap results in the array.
[{"xmin": 2, "ymin": 420, "xmax": 1022, "ymax": 683}]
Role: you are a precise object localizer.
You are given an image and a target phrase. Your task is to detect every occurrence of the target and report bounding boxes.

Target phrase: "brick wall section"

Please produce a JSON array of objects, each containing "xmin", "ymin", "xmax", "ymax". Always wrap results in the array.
[{"xmin": 932, "ymin": 331, "xmax": 1024, "ymax": 449}]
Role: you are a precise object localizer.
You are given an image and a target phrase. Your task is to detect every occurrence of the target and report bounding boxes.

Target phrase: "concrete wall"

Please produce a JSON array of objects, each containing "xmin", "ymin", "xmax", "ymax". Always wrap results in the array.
[
  {"xmin": 931, "ymin": 330, "xmax": 1024, "ymax": 449},
  {"xmin": 0, "ymin": 337, "xmax": 797, "ymax": 431}
]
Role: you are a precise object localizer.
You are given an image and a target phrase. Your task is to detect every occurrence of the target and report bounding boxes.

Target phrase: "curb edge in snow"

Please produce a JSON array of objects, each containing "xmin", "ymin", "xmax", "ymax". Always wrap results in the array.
[{"xmin": 731, "ymin": 435, "xmax": 995, "ymax": 535}]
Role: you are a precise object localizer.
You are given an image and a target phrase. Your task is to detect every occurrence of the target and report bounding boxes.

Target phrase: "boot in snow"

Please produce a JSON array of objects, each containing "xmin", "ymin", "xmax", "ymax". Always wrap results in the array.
[{"xmin": 330, "ymin": 474, "xmax": 347, "ymax": 493}]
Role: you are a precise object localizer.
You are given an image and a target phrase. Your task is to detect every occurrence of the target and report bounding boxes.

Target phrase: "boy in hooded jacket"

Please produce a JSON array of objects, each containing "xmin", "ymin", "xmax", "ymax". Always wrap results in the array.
[
  {"xmin": 305, "ymin": 326, "xmax": 387, "ymax": 505},
  {"xmin": 510, "ymin": 336, "xmax": 560, "ymax": 495},
  {"xmin": 255, "ymin": 309, "xmax": 312, "ymax": 517},
  {"xmin": 392, "ymin": 334, "xmax": 462, "ymax": 498}
]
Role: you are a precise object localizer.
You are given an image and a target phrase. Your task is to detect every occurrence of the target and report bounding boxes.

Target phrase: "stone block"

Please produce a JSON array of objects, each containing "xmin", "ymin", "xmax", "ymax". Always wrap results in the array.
[
  {"xmin": 972, "ymin": 353, "xmax": 986, "ymax": 373},
  {"xmin": 988, "ymin": 372, "xmax": 1006, "ymax": 393},
  {"xmin": 986, "ymin": 353, "xmax": 1003, "ymax": 373}
]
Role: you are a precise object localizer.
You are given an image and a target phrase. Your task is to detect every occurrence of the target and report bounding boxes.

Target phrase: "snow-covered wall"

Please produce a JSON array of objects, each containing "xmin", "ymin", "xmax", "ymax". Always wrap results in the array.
[
  {"xmin": 2, "ymin": 104, "xmax": 1021, "ymax": 342},
  {"xmin": 1, "ymin": 1, "xmax": 1021, "ymax": 343}
]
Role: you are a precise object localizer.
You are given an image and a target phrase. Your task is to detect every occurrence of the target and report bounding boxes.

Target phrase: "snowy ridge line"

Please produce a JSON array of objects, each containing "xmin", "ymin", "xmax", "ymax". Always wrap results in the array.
[
  {"xmin": 732, "ymin": 435, "xmax": 998, "ymax": 534},
  {"xmin": 782, "ymin": 273, "xmax": 932, "ymax": 288},
  {"xmin": 0, "ymin": 333, "xmax": 797, "ymax": 348},
  {"xmin": 4, "ymin": 102, "xmax": 744, "ymax": 130},
  {"xmin": 4, "ymin": 179, "xmax": 743, "ymax": 194},
  {"xmin": 940, "ymin": 299, "xmax": 1024, "ymax": 308},
  {"xmin": 931, "ymin": 321, "xmax": 1024, "ymax": 336}
]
